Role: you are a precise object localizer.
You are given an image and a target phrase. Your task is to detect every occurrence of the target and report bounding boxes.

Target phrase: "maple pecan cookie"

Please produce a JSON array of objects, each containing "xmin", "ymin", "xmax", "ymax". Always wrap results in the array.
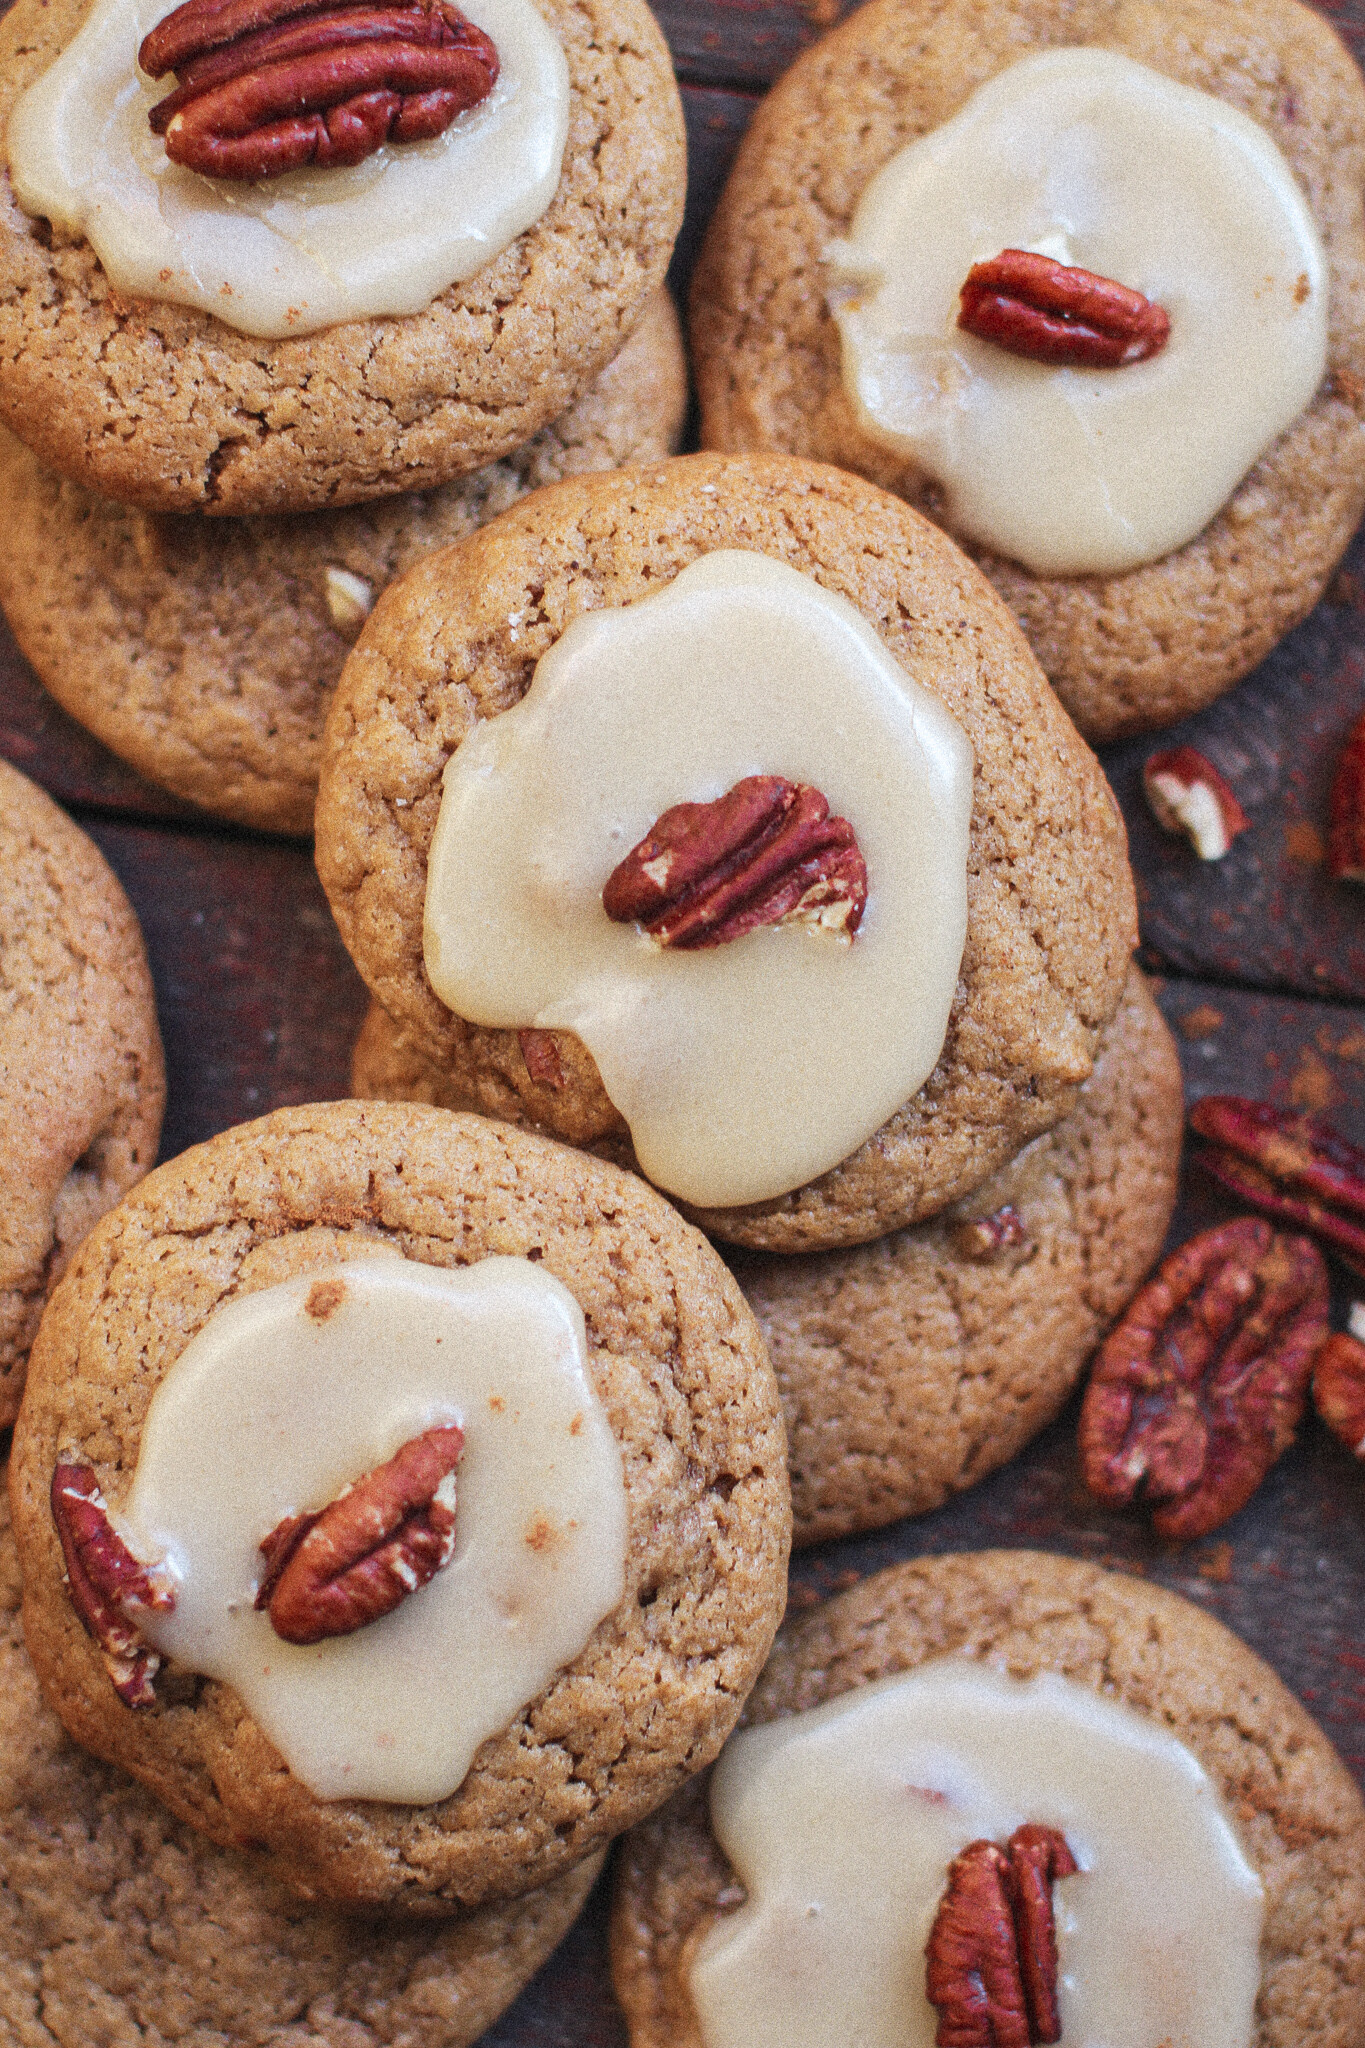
[
  {"xmin": 611, "ymin": 1551, "xmax": 1365, "ymax": 2048},
  {"xmin": 0, "ymin": 759, "xmax": 163, "ymax": 1427},
  {"xmin": 690, "ymin": 0, "xmax": 1365, "ymax": 741},
  {"xmin": 10, "ymin": 1098, "xmax": 790, "ymax": 1917},
  {"xmin": 315, "ymin": 452, "xmax": 1138, "ymax": 1254},
  {"xmin": 0, "ymin": 1467, "xmax": 604, "ymax": 2047},
  {"xmin": 0, "ymin": 292, "xmax": 686, "ymax": 835},
  {"xmin": 352, "ymin": 964, "xmax": 1181, "ymax": 1540},
  {"xmin": 0, "ymin": 0, "xmax": 685, "ymax": 513}
]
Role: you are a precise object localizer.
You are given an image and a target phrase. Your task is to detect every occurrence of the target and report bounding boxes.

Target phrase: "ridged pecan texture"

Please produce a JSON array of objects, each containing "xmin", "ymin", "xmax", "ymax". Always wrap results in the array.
[
  {"xmin": 50, "ymin": 1461, "xmax": 176, "ymax": 1708},
  {"xmin": 601, "ymin": 775, "xmax": 867, "ymax": 949},
  {"xmin": 925, "ymin": 1823, "xmax": 1078, "ymax": 2048},
  {"xmin": 256, "ymin": 1422, "xmax": 464, "ymax": 1643},
  {"xmin": 138, "ymin": 0, "xmax": 499, "ymax": 180},
  {"xmin": 1313, "ymin": 1330, "xmax": 1365, "ymax": 1455},
  {"xmin": 1079, "ymin": 1218, "xmax": 1329, "ymax": 1539},
  {"xmin": 957, "ymin": 250, "xmax": 1170, "ymax": 369},
  {"xmin": 1189, "ymin": 1095, "xmax": 1365, "ymax": 1279}
]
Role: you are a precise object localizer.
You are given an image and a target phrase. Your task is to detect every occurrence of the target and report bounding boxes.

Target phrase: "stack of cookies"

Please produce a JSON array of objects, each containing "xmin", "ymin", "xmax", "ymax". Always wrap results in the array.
[{"xmin": 0, "ymin": 0, "xmax": 689, "ymax": 831}]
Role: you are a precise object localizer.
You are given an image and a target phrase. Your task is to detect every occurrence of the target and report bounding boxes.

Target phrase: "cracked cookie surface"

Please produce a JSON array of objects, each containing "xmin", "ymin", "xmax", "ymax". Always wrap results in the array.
[
  {"xmin": 689, "ymin": 0, "xmax": 1365, "ymax": 742},
  {"xmin": 0, "ymin": 0, "xmax": 685, "ymax": 513},
  {"xmin": 0, "ymin": 292, "xmax": 686, "ymax": 834},
  {"xmin": 0, "ymin": 758, "xmax": 163, "ymax": 1425},
  {"xmin": 319, "ymin": 452, "xmax": 1138, "ymax": 1253},
  {"xmin": 611, "ymin": 1551, "xmax": 1365, "ymax": 2048},
  {"xmin": 0, "ymin": 1467, "xmax": 604, "ymax": 2048},
  {"xmin": 10, "ymin": 1098, "xmax": 790, "ymax": 1917}
]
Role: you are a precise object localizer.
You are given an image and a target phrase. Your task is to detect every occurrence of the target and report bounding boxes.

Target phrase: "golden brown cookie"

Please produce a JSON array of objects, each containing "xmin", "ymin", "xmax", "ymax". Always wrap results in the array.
[
  {"xmin": 316, "ymin": 452, "xmax": 1138, "ymax": 1254},
  {"xmin": 0, "ymin": 292, "xmax": 687, "ymax": 835},
  {"xmin": 611, "ymin": 1552, "xmax": 1365, "ymax": 2047},
  {"xmin": 0, "ymin": 0, "xmax": 685, "ymax": 514},
  {"xmin": 10, "ymin": 1098, "xmax": 790, "ymax": 1918},
  {"xmin": 0, "ymin": 759, "xmax": 164, "ymax": 1426},
  {"xmin": 0, "ymin": 1467, "xmax": 603, "ymax": 2048},
  {"xmin": 690, "ymin": 0, "xmax": 1365, "ymax": 742},
  {"xmin": 352, "ymin": 965, "xmax": 1181, "ymax": 1542}
]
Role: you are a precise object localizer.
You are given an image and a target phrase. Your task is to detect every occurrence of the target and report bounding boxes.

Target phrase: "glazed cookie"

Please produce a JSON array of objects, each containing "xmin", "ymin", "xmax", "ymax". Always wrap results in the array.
[
  {"xmin": 690, "ymin": 0, "xmax": 1365, "ymax": 741},
  {"xmin": 611, "ymin": 1552, "xmax": 1365, "ymax": 2047},
  {"xmin": 0, "ymin": 759, "xmax": 163, "ymax": 1425},
  {"xmin": 352, "ymin": 965, "xmax": 1181, "ymax": 1542},
  {"xmin": 0, "ymin": 0, "xmax": 685, "ymax": 512},
  {"xmin": 316, "ymin": 453, "xmax": 1138, "ymax": 1254},
  {"xmin": 10, "ymin": 1099, "xmax": 790, "ymax": 1918},
  {"xmin": 0, "ymin": 1473, "xmax": 604, "ymax": 2048},
  {"xmin": 0, "ymin": 292, "xmax": 687, "ymax": 835}
]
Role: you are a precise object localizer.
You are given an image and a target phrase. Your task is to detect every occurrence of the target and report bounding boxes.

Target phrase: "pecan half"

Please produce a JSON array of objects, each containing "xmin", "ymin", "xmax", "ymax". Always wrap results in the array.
[
  {"xmin": 925, "ymin": 1823, "xmax": 1077, "ymax": 2048},
  {"xmin": 1328, "ymin": 712, "xmax": 1365, "ymax": 881},
  {"xmin": 1313, "ymin": 1331, "xmax": 1365, "ymax": 1455},
  {"xmin": 1079, "ymin": 1219, "xmax": 1329, "ymax": 1539},
  {"xmin": 138, "ymin": 0, "xmax": 499, "ymax": 181},
  {"xmin": 255, "ymin": 1422, "xmax": 464, "ymax": 1643},
  {"xmin": 958, "ymin": 250, "xmax": 1170, "ymax": 368},
  {"xmin": 50, "ymin": 1462, "xmax": 176, "ymax": 1709},
  {"xmin": 1189, "ymin": 1095, "xmax": 1365, "ymax": 1279},
  {"xmin": 602, "ymin": 776, "xmax": 867, "ymax": 949}
]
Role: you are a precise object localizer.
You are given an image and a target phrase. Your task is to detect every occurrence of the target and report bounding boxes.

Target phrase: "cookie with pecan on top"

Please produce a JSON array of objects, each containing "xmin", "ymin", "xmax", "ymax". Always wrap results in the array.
[
  {"xmin": 612, "ymin": 1552, "xmax": 1365, "ymax": 2047},
  {"xmin": 10, "ymin": 1098, "xmax": 789, "ymax": 1917}
]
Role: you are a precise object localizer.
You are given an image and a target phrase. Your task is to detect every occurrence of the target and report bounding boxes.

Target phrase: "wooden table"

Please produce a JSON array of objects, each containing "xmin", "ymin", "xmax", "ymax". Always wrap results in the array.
[{"xmin": 5, "ymin": 4, "xmax": 1365, "ymax": 2037}]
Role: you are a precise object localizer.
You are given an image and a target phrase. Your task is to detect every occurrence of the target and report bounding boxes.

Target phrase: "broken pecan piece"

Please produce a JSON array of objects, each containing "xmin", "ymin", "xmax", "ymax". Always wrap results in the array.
[
  {"xmin": 1328, "ymin": 712, "xmax": 1365, "ymax": 881},
  {"xmin": 138, "ymin": 0, "xmax": 499, "ymax": 181},
  {"xmin": 925, "ymin": 1823, "xmax": 1077, "ymax": 2048},
  {"xmin": 951, "ymin": 1203, "xmax": 1029, "ymax": 1262},
  {"xmin": 1079, "ymin": 1219, "xmax": 1329, "ymax": 1539},
  {"xmin": 255, "ymin": 1422, "xmax": 464, "ymax": 1643},
  {"xmin": 1188, "ymin": 1095, "xmax": 1365, "ymax": 1278},
  {"xmin": 958, "ymin": 249, "xmax": 1170, "ymax": 368},
  {"xmin": 519, "ymin": 1027, "xmax": 567, "ymax": 1091},
  {"xmin": 602, "ymin": 776, "xmax": 867, "ymax": 949},
  {"xmin": 1142, "ymin": 746, "xmax": 1248, "ymax": 861},
  {"xmin": 50, "ymin": 1462, "xmax": 175, "ymax": 1709},
  {"xmin": 1313, "ymin": 1331, "xmax": 1365, "ymax": 1455}
]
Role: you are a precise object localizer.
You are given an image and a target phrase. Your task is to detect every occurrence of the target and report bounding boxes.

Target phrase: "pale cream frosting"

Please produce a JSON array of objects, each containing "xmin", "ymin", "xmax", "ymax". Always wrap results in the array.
[
  {"xmin": 6, "ymin": 0, "xmax": 569, "ymax": 338},
  {"xmin": 116, "ymin": 1254, "xmax": 626, "ymax": 1803},
  {"xmin": 826, "ymin": 48, "xmax": 1329, "ymax": 576},
  {"xmin": 692, "ymin": 1660, "xmax": 1263, "ymax": 2048},
  {"xmin": 423, "ymin": 550, "xmax": 974, "ymax": 1210}
]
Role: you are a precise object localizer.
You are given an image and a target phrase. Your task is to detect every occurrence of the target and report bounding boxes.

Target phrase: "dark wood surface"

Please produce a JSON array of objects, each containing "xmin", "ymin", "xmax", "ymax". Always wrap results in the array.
[{"xmin": 5, "ymin": 4, "xmax": 1365, "ymax": 2039}]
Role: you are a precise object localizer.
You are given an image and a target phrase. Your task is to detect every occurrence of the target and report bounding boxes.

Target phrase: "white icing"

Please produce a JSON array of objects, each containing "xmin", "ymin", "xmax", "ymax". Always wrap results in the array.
[
  {"xmin": 6, "ymin": 0, "xmax": 569, "ymax": 337},
  {"xmin": 826, "ymin": 48, "xmax": 1329, "ymax": 575},
  {"xmin": 422, "ymin": 549, "xmax": 974, "ymax": 1210},
  {"xmin": 693, "ymin": 1661, "xmax": 1264, "ymax": 2048},
  {"xmin": 120, "ymin": 1254, "xmax": 627, "ymax": 1803}
]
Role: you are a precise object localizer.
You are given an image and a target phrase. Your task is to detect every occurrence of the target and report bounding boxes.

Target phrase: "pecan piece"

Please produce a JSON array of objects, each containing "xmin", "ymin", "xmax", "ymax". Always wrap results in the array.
[
  {"xmin": 1079, "ymin": 1219, "xmax": 1329, "ymax": 1539},
  {"xmin": 958, "ymin": 249, "xmax": 1170, "ymax": 368},
  {"xmin": 255, "ymin": 1422, "xmax": 464, "ymax": 1644},
  {"xmin": 1313, "ymin": 1331, "xmax": 1365, "ymax": 1455},
  {"xmin": 1188, "ymin": 1095, "xmax": 1365, "ymax": 1278},
  {"xmin": 1142, "ymin": 746, "xmax": 1248, "ymax": 861},
  {"xmin": 925, "ymin": 1824, "xmax": 1078, "ymax": 2048},
  {"xmin": 50, "ymin": 1462, "xmax": 175, "ymax": 1709},
  {"xmin": 139, "ymin": 0, "xmax": 499, "ymax": 181},
  {"xmin": 1328, "ymin": 712, "xmax": 1365, "ymax": 881},
  {"xmin": 519, "ymin": 1027, "xmax": 566, "ymax": 1091},
  {"xmin": 951, "ymin": 1203, "xmax": 1029, "ymax": 1262},
  {"xmin": 602, "ymin": 775, "xmax": 867, "ymax": 949}
]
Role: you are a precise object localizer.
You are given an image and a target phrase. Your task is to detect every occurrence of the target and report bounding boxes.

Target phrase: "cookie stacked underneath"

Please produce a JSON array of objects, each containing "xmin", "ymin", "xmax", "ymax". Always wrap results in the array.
[{"xmin": 326, "ymin": 450, "xmax": 1183, "ymax": 1543}]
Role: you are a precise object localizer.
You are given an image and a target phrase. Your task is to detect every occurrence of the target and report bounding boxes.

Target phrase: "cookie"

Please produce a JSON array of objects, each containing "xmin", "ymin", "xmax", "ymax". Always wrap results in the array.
[
  {"xmin": 689, "ymin": 0, "xmax": 1365, "ymax": 742},
  {"xmin": 0, "ymin": 759, "xmax": 164, "ymax": 1426},
  {"xmin": 316, "ymin": 452, "xmax": 1138, "ymax": 1254},
  {"xmin": 0, "ymin": 1470, "xmax": 603, "ymax": 2048},
  {"xmin": 353, "ymin": 965, "xmax": 1181, "ymax": 1542},
  {"xmin": 611, "ymin": 1551, "xmax": 1365, "ymax": 2046},
  {"xmin": 0, "ymin": 0, "xmax": 686, "ymax": 513},
  {"xmin": 0, "ymin": 291, "xmax": 687, "ymax": 836},
  {"xmin": 10, "ymin": 1098, "xmax": 790, "ymax": 1917}
]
